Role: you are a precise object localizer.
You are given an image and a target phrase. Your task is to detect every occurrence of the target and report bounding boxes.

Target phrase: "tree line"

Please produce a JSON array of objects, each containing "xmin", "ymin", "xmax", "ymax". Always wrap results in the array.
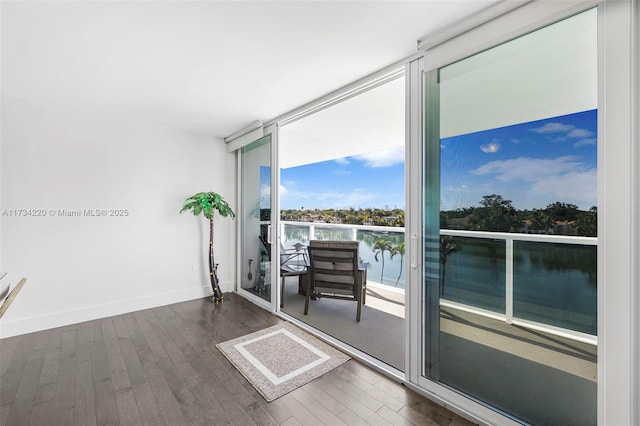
[
  {"xmin": 280, "ymin": 194, "xmax": 597, "ymax": 237},
  {"xmin": 440, "ymin": 194, "xmax": 597, "ymax": 237},
  {"xmin": 281, "ymin": 207, "xmax": 405, "ymax": 227}
]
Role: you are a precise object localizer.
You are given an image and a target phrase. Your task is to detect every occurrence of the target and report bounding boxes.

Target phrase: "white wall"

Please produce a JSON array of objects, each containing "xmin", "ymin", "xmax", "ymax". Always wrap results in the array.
[{"xmin": 0, "ymin": 98, "xmax": 236, "ymax": 338}]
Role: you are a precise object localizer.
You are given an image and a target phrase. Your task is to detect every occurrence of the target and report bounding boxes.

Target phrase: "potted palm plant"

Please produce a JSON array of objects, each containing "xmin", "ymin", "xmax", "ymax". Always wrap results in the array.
[{"xmin": 181, "ymin": 192, "xmax": 235, "ymax": 303}]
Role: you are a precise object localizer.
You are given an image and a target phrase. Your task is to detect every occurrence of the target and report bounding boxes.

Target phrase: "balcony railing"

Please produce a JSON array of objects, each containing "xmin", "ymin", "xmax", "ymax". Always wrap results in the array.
[
  {"xmin": 281, "ymin": 221, "xmax": 597, "ymax": 344},
  {"xmin": 439, "ymin": 229, "xmax": 597, "ymax": 344},
  {"xmin": 281, "ymin": 221, "xmax": 406, "ymax": 288}
]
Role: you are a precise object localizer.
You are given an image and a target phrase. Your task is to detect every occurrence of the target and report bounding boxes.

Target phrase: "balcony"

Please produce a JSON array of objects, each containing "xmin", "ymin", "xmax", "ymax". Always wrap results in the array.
[
  {"xmin": 281, "ymin": 220, "xmax": 597, "ymax": 344},
  {"xmin": 280, "ymin": 221, "xmax": 597, "ymax": 424}
]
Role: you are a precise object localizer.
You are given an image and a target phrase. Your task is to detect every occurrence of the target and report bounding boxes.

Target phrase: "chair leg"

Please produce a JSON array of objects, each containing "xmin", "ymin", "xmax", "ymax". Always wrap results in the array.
[
  {"xmin": 363, "ymin": 270, "xmax": 367, "ymax": 304},
  {"xmin": 362, "ymin": 283, "xmax": 366, "ymax": 305},
  {"xmin": 280, "ymin": 276, "xmax": 285, "ymax": 309},
  {"xmin": 356, "ymin": 299, "xmax": 361, "ymax": 322},
  {"xmin": 303, "ymin": 276, "xmax": 311, "ymax": 315},
  {"xmin": 358, "ymin": 269, "xmax": 367, "ymax": 305}
]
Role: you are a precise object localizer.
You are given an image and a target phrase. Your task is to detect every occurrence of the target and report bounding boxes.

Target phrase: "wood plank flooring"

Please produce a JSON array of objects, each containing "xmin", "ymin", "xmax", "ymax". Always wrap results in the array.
[{"xmin": 0, "ymin": 295, "xmax": 474, "ymax": 426}]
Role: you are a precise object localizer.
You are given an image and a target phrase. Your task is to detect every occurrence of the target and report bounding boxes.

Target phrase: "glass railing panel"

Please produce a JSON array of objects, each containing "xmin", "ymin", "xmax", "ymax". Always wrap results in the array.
[
  {"xmin": 513, "ymin": 241, "xmax": 597, "ymax": 335},
  {"xmin": 283, "ymin": 221, "xmax": 598, "ymax": 336},
  {"xmin": 282, "ymin": 222, "xmax": 407, "ymax": 288},
  {"xmin": 441, "ymin": 236, "xmax": 506, "ymax": 313},
  {"xmin": 313, "ymin": 227, "xmax": 352, "ymax": 241},
  {"xmin": 357, "ymin": 229, "xmax": 405, "ymax": 288},
  {"xmin": 282, "ymin": 224, "xmax": 310, "ymax": 246}
]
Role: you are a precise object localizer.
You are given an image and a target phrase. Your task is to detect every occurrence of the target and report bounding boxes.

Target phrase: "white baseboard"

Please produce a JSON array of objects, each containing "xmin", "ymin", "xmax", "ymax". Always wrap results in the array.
[{"xmin": 0, "ymin": 283, "xmax": 224, "ymax": 339}]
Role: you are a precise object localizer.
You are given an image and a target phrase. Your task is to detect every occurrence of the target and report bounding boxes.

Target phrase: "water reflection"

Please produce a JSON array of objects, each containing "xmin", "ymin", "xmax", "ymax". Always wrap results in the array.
[
  {"xmin": 283, "ymin": 223, "xmax": 597, "ymax": 335},
  {"xmin": 513, "ymin": 241, "xmax": 596, "ymax": 334},
  {"xmin": 282, "ymin": 226, "xmax": 406, "ymax": 288}
]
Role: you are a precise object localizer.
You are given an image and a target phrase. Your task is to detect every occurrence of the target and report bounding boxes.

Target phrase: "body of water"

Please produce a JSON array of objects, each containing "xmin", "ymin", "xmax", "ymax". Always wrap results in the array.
[
  {"xmin": 283, "ymin": 225, "xmax": 597, "ymax": 335},
  {"xmin": 283, "ymin": 226, "xmax": 405, "ymax": 288}
]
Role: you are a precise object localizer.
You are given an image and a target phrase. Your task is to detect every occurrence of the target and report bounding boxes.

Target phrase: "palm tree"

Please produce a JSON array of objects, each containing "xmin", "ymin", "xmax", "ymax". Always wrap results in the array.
[
  {"xmin": 373, "ymin": 239, "xmax": 392, "ymax": 284},
  {"xmin": 542, "ymin": 213, "xmax": 555, "ymax": 234},
  {"xmin": 389, "ymin": 242, "xmax": 405, "ymax": 287},
  {"xmin": 440, "ymin": 236, "xmax": 456, "ymax": 296},
  {"xmin": 181, "ymin": 192, "xmax": 235, "ymax": 303}
]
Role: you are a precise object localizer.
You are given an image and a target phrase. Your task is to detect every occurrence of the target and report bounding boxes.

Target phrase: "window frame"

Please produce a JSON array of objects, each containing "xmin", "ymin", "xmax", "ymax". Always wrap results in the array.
[{"xmin": 405, "ymin": 1, "xmax": 638, "ymax": 424}]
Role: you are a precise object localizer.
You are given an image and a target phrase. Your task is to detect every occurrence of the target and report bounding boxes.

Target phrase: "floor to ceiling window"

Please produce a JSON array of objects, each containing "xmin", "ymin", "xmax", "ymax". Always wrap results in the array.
[
  {"xmin": 227, "ymin": 1, "xmax": 637, "ymax": 423},
  {"xmin": 228, "ymin": 1, "xmax": 638, "ymax": 423},
  {"xmin": 277, "ymin": 74, "xmax": 406, "ymax": 371},
  {"xmin": 422, "ymin": 9, "xmax": 598, "ymax": 425}
]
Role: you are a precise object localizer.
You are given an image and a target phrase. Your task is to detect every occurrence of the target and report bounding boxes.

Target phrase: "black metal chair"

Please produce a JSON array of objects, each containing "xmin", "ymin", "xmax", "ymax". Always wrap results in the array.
[{"xmin": 259, "ymin": 236, "xmax": 309, "ymax": 307}]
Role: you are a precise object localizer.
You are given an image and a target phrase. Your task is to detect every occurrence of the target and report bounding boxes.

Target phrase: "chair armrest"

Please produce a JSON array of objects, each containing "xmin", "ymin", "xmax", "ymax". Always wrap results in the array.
[{"xmin": 0, "ymin": 277, "xmax": 27, "ymax": 318}]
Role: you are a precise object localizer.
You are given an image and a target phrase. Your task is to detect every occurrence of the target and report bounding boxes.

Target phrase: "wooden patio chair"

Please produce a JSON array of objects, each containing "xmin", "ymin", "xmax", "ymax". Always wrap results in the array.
[{"xmin": 304, "ymin": 240, "xmax": 367, "ymax": 322}]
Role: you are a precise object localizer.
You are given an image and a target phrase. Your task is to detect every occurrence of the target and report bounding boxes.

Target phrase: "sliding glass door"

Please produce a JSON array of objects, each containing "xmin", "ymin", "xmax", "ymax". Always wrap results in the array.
[
  {"xmin": 277, "ymin": 75, "xmax": 406, "ymax": 371},
  {"xmin": 239, "ymin": 134, "xmax": 274, "ymax": 304},
  {"xmin": 421, "ymin": 9, "xmax": 598, "ymax": 425}
]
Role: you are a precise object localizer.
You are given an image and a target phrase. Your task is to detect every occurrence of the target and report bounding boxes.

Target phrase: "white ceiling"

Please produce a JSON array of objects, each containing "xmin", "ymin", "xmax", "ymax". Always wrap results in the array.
[
  {"xmin": 1, "ymin": 1, "xmax": 501, "ymax": 139},
  {"xmin": 279, "ymin": 75, "xmax": 405, "ymax": 168},
  {"xmin": 440, "ymin": 8, "xmax": 597, "ymax": 138}
]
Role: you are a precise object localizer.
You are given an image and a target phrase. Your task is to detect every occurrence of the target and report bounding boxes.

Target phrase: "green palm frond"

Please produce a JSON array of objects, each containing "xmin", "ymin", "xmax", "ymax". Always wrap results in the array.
[
  {"xmin": 372, "ymin": 239, "xmax": 391, "ymax": 258},
  {"xmin": 389, "ymin": 242, "xmax": 405, "ymax": 259},
  {"xmin": 180, "ymin": 192, "xmax": 236, "ymax": 220},
  {"xmin": 390, "ymin": 242, "xmax": 405, "ymax": 287}
]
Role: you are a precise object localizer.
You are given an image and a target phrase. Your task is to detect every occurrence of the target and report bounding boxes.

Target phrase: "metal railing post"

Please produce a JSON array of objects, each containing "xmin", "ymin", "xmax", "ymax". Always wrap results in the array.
[{"xmin": 505, "ymin": 237, "xmax": 514, "ymax": 324}]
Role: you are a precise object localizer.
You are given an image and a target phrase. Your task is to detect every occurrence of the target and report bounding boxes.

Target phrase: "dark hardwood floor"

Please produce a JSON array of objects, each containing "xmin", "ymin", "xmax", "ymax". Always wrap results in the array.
[{"xmin": 0, "ymin": 294, "xmax": 474, "ymax": 425}]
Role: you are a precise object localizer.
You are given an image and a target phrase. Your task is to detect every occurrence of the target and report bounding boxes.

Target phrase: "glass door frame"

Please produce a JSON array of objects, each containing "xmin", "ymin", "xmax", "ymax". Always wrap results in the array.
[
  {"xmin": 404, "ymin": 1, "xmax": 638, "ymax": 425},
  {"xmin": 235, "ymin": 123, "xmax": 281, "ymax": 312},
  {"xmin": 229, "ymin": 0, "xmax": 638, "ymax": 422},
  {"xmin": 409, "ymin": 1, "xmax": 591, "ymax": 424}
]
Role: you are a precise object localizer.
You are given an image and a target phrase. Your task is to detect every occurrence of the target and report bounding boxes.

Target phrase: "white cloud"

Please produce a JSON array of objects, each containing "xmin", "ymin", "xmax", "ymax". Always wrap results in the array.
[
  {"xmin": 530, "ymin": 122, "xmax": 575, "ymax": 134},
  {"xmin": 310, "ymin": 189, "xmax": 376, "ymax": 209},
  {"xmin": 573, "ymin": 138, "xmax": 597, "ymax": 148},
  {"xmin": 281, "ymin": 187, "xmax": 377, "ymax": 209},
  {"xmin": 531, "ymin": 169, "xmax": 597, "ymax": 205},
  {"xmin": 333, "ymin": 168, "xmax": 352, "ymax": 176},
  {"xmin": 334, "ymin": 157, "xmax": 350, "ymax": 165},
  {"xmin": 354, "ymin": 146, "xmax": 404, "ymax": 168},
  {"xmin": 567, "ymin": 128, "xmax": 594, "ymax": 138},
  {"xmin": 279, "ymin": 184, "xmax": 288, "ymax": 196},
  {"xmin": 472, "ymin": 156, "xmax": 583, "ymax": 182},
  {"xmin": 530, "ymin": 123, "xmax": 594, "ymax": 147},
  {"xmin": 480, "ymin": 142, "xmax": 500, "ymax": 153},
  {"xmin": 470, "ymin": 156, "xmax": 597, "ymax": 209}
]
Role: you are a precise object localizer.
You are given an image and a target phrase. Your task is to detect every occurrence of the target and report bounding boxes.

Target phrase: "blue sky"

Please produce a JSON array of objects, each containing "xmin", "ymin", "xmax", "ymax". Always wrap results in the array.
[
  {"xmin": 278, "ymin": 109, "xmax": 597, "ymax": 212},
  {"xmin": 279, "ymin": 147, "xmax": 405, "ymax": 210},
  {"xmin": 441, "ymin": 109, "xmax": 597, "ymax": 211}
]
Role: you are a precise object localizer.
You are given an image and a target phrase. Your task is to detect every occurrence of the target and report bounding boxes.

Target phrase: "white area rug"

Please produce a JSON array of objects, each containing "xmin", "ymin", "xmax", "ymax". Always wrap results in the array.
[{"xmin": 216, "ymin": 322, "xmax": 350, "ymax": 402}]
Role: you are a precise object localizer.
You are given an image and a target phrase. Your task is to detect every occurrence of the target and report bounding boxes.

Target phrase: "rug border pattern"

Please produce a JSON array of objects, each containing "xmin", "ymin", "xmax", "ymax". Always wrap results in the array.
[{"xmin": 216, "ymin": 322, "xmax": 350, "ymax": 402}]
